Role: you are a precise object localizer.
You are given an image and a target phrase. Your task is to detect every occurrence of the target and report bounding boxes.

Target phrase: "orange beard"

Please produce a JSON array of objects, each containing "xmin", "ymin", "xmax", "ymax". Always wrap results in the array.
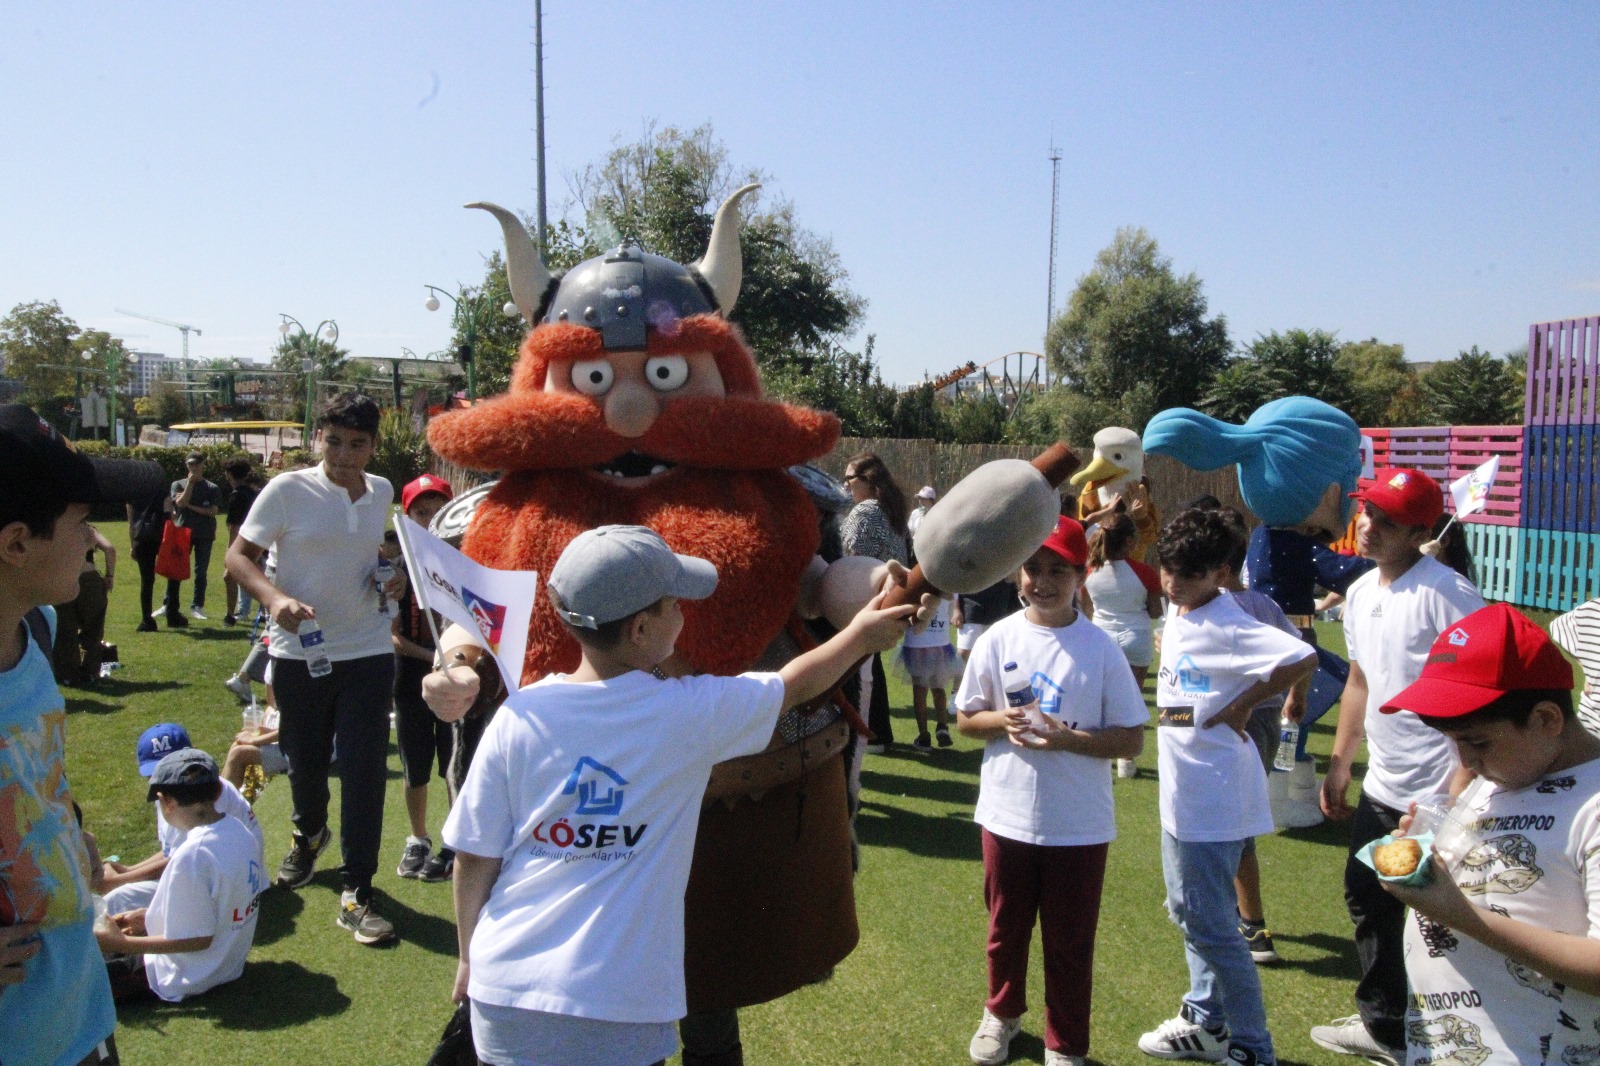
[{"xmin": 464, "ymin": 466, "xmax": 820, "ymax": 682}]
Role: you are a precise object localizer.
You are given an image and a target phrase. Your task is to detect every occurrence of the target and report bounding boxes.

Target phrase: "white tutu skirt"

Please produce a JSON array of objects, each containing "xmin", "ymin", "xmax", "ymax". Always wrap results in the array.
[{"xmin": 895, "ymin": 643, "xmax": 961, "ymax": 688}]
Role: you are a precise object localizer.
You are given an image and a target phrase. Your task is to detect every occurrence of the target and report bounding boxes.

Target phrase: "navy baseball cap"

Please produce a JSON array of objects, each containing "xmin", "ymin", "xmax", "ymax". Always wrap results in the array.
[
  {"xmin": 145, "ymin": 748, "xmax": 220, "ymax": 801},
  {"xmin": 136, "ymin": 723, "xmax": 192, "ymax": 776}
]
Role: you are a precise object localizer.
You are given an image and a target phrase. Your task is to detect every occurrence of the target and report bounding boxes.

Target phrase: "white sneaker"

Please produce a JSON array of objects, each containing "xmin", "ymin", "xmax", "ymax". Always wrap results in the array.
[
  {"xmin": 190, "ymin": 606, "xmax": 208, "ymax": 620},
  {"xmin": 1117, "ymin": 758, "xmax": 1139, "ymax": 778},
  {"xmin": 1309, "ymin": 1016, "xmax": 1401, "ymax": 1066},
  {"xmin": 1138, "ymin": 1007, "xmax": 1228, "ymax": 1061},
  {"xmin": 1046, "ymin": 1052, "xmax": 1085, "ymax": 1066},
  {"xmin": 969, "ymin": 1009, "xmax": 1022, "ymax": 1065},
  {"xmin": 222, "ymin": 675, "xmax": 253, "ymax": 703}
]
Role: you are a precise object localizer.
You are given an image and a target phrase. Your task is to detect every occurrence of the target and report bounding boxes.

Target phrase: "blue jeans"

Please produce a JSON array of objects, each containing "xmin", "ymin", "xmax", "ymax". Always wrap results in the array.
[{"xmin": 1160, "ymin": 831, "xmax": 1274, "ymax": 1060}]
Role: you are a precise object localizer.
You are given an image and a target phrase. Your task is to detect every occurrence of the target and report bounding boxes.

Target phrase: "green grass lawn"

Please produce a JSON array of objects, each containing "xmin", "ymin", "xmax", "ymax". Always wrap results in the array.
[{"xmin": 65, "ymin": 519, "xmax": 1533, "ymax": 1065}]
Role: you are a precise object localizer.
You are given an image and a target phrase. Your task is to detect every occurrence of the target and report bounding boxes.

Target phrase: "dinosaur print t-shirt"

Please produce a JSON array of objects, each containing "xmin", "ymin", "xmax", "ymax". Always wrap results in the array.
[{"xmin": 1403, "ymin": 758, "xmax": 1600, "ymax": 1065}]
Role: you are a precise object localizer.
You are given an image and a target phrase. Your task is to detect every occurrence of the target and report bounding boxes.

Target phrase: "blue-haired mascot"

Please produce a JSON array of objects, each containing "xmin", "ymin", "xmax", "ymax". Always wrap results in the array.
[{"xmin": 1143, "ymin": 396, "xmax": 1373, "ymax": 827}]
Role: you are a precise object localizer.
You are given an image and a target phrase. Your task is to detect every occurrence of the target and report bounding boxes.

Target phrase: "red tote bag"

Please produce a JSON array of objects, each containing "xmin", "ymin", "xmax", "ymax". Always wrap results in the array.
[{"xmin": 154, "ymin": 520, "xmax": 192, "ymax": 581}]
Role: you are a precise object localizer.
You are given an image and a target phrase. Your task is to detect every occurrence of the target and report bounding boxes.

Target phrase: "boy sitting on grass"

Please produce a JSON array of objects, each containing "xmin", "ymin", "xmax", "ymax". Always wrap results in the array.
[
  {"xmin": 444, "ymin": 525, "xmax": 921, "ymax": 1066},
  {"xmin": 95, "ymin": 749, "xmax": 266, "ymax": 1003},
  {"xmin": 1378, "ymin": 603, "xmax": 1600, "ymax": 1066}
]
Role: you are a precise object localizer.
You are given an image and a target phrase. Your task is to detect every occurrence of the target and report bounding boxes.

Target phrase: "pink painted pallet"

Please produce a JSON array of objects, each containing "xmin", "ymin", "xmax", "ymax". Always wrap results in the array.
[
  {"xmin": 1527, "ymin": 316, "xmax": 1600, "ymax": 426},
  {"xmin": 1361, "ymin": 428, "xmax": 1390, "ymax": 471},
  {"xmin": 1447, "ymin": 425, "xmax": 1523, "ymax": 526},
  {"xmin": 1384, "ymin": 428, "xmax": 1451, "ymax": 510}
]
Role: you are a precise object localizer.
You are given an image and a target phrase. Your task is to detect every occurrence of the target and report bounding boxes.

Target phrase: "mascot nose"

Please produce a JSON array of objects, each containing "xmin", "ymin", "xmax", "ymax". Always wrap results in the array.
[{"xmin": 604, "ymin": 381, "xmax": 660, "ymax": 438}]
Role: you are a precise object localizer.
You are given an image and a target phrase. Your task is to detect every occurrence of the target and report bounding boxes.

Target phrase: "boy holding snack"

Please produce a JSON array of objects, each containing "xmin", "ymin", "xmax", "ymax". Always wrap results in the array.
[
  {"xmin": 444, "ymin": 525, "xmax": 921, "ymax": 1066},
  {"xmin": 1379, "ymin": 603, "xmax": 1600, "ymax": 1065}
]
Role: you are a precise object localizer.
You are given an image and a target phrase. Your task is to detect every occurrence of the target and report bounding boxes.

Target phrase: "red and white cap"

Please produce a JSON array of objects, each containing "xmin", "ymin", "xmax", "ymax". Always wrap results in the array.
[
  {"xmin": 1380, "ymin": 603, "xmax": 1574, "ymax": 719},
  {"xmin": 1349, "ymin": 467, "xmax": 1444, "ymax": 528},
  {"xmin": 401, "ymin": 473, "xmax": 454, "ymax": 513},
  {"xmin": 1039, "ymin": 515, "xmax": 1089, "ymax": 567}
]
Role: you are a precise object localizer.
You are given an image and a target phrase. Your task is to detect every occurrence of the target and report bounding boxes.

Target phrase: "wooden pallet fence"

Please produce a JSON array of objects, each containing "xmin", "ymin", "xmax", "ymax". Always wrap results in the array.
[
  {"xmin": 1384, "ymin": 427, "xmax": 1451, "ymax": 512},
  {"xmin": 1447, "ymin": 425, "xmax": 1523, "ymax": 526},
  {"xmin": 1518, "ymin": 529, "xmax": 1600, "ymax": 613},
  {"xmin": 1363, "ymin": 427, "xmax": 1391, "ymax": 472},
  {"xmin": 1463, "ymin": 523, "xmax": 1524, "ymax": 606},
  {"xmin": 1521, "ymin": 424, "xmax": 1600, "ymax": 533},
  {"xmin": 1527, "ymin": 316, "xmax": 1600, "ymax": 426}
]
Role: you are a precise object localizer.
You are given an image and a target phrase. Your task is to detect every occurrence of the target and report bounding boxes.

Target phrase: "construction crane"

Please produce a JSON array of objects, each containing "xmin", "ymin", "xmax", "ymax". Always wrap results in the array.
[{"xmin": 116, "ymin": 308, "xmax": 202, "ymax": 361}]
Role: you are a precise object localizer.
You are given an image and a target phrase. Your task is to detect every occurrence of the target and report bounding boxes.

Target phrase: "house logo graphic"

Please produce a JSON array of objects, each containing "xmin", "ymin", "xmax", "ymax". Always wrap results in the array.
[
  {"xmin": 563, "ymin": 757, "xmax": 629, "ymax": 817},
  {"xmin": 461, "ymin": 587, "xmax": 507, "ymax": 653},
  {"xmin": 1175, "ymin": 654, "xmax": 1212, "ymax": 695},
  {"xmin": 1448, "ymin": 627, "xmax": 1469, "ymax": 647},
  {"xmin": 1031, "ymin": 671, "xmax": 1065, "ymax": 720}
]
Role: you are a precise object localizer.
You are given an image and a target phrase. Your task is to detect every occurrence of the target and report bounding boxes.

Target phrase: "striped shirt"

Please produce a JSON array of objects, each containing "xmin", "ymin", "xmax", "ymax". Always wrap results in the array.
[{"xmin": 1550, "ymin": 598, "xmax": 1600, "ymax": 737}]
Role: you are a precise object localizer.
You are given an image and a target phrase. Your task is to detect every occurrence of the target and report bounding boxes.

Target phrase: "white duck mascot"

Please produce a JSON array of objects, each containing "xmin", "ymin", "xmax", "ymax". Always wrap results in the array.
[{"xmin": 1069, "ymin": 426, "xmax": 1159, "ymax": 559}]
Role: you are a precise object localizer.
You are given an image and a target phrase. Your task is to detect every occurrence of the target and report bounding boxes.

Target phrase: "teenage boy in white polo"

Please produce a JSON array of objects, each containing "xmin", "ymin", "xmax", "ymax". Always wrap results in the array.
[
  {"xmin": 1312, "ymin": 468, "xmax": 1484, "ymax": 1064},
  {"xmin": 225, "ymin": 393, "xmax": 407, "ymax": 944}
]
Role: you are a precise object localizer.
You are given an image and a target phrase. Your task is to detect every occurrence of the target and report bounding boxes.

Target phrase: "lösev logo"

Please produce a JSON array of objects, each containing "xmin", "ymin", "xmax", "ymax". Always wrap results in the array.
[
  {"xmin": 564, "ymin": 757, "xmax": 627, "ymax": 816},
  {"xmin": 1158, "ymin": 655, "xmax": 1212, "ymax": 696},
  {"xmin": 529, "ymin": 757, "xmax": 650, "ymax": 857}
]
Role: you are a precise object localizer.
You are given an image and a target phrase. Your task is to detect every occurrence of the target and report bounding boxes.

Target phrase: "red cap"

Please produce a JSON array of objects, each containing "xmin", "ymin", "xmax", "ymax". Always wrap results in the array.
[
  {"xmin": 1381, "ymin": 604, "xmax": 1574, "ymax": 718},
  {"xmin": 401, "ymin": 474, "xmax": 453, "ymax": 513},
  {"xmin": 1040, "ymin": 515, "xmax": 1089, "ymax": 567},
  {"xmin": 1350, "ymin": 467, "xmax": 1444, "ymax": 528}
]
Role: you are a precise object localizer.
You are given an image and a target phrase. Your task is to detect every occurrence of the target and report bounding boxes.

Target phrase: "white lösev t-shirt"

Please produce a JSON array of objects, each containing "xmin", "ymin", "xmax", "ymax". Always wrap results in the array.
[
  {"xmin": 954, "ymin": 611, "xmax": 1149, "ymax": 846},
  {"xmin": 1155, "ymin": 593, "xmax": 1316, "ymax": 842},
  {"xmin": 1403, "ymin": 759, "xmax": 1600, "ymax": 1066},
  {"xmin": 902, "ymin": 598, "xmax": 952, "ymax": 649},
  {"xmin": 144, "ymin": 814, "xmax": 265, "ymax": 1002},
  {"xmin": 156, "ymin": 778, "xmax": 263, "ymax": 857},
  {"xmin": 1343, "ymin": 555, "xmax": 1485, "ymax": 811},
  {"xmin": 238, "ymin": 464, "xmax": 395, "ymax": 663},
  {"xmin": 442, "ymin": 670, "xmax": 785, "ymax": 1023}
]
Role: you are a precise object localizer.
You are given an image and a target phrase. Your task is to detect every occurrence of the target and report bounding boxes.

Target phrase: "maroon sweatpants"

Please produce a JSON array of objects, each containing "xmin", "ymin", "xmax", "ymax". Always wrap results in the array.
[{"xmin": 982, "ymin": 828, "xmax": 1110, "ymax": 1056}]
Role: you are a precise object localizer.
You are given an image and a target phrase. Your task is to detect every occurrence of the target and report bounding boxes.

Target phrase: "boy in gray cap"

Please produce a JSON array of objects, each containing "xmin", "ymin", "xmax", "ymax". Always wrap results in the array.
[
  {"xmin": 443, "ymin": 525, "xmax": 920, "ymax": 1066},
  {"xmin": 95, "ymin": 749, "xmax": 265, "ymax": 1002}
]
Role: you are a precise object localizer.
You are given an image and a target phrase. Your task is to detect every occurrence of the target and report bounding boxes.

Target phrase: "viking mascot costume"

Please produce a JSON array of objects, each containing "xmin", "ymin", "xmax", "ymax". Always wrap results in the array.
[{"xmin": 425, "ymin": 187, "xmax": 866, "ymax": 1065}]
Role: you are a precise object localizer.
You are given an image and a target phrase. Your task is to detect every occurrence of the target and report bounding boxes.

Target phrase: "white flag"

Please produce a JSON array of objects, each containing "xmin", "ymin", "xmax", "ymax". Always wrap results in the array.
[
  {"xmin": 394, "ymin": 512, "xmax": 540, "ymax": 695},
  {"xmin": 1449, "ymin": 456, "xmax": 1500, "ymax": 518}
]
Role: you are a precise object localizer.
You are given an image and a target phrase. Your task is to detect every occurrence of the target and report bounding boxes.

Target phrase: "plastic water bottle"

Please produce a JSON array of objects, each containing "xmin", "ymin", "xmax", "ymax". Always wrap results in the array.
[
  {"xmin": 299, "ymin": 620, "xmax": 333, "ymax": 678},
  {"xmin": 1002, "ymin": 661, "xmax": 1046, "ymax": 734},
  {"xmin": 373, "ymin": 560, "xmax": 396, "ymax": 616},
  {"xmin": 1274, "ymin": 716, "xmax": 1299, "ymax": 771}
]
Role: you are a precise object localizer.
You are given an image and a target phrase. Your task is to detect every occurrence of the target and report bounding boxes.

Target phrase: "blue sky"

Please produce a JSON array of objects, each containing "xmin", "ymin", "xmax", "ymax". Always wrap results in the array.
[{"xmin": 3, "ymin": 3, "xmax": 1597, "ymax": 386}]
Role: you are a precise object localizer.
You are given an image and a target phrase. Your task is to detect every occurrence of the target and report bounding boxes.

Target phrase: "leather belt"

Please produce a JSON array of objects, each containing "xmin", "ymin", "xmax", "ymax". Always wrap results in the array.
[
  {"xmin": 704, "ymin": 718, "xmax": 851, "ymax": 805},
  {"xmin": 1286, "ymin": 614, "xmax": 1316, "ymax": 630}
]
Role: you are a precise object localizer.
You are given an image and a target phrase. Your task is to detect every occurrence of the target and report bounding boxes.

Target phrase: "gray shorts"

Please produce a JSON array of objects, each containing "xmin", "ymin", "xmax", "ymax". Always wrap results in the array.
[{"xmin": 470, "ymin": 1000, "xmax": 675, "ymax": 1066}]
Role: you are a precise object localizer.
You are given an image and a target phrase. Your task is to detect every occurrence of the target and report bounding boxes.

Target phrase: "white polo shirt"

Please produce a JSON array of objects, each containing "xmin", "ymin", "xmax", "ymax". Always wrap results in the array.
[{"xmin": 239, "ymin": 464, "xmax": 394, "ymax": 663}]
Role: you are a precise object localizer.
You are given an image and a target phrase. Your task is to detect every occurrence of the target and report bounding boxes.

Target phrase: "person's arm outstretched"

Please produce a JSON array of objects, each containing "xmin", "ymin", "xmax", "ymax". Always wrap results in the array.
[{"xmin": 778, "ymin": 589, "xmax": 919, "ymax": 711}]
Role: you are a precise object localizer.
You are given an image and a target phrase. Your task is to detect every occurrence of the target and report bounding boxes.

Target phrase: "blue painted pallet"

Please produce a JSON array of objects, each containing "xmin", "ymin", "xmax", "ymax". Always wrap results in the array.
[
  {"xmin": 1518, "ymin": 529, "xmax": 1600, "ymax": 613},
  {"xmin": 1463, "ymin": 523, "xmax": 1524, "ymax": 605},
  {"xmin": 1521, "ymin": 424, "xmax": 1600, "ymax": 533}
]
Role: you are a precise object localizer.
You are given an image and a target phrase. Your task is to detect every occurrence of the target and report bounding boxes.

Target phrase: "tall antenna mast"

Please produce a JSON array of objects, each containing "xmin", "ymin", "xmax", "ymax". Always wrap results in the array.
[
  {"xmin": 1046, "ymin": 141, "xmax": 1062, "ymax": 341},
  {"xmin": 533, "ymin": 0, "xmax": 548, "ymax": 257}
]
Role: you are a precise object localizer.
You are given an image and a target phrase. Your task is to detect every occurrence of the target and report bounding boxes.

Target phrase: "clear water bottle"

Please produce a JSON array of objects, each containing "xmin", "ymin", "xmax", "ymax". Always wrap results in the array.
[
  {"xmin": 299, "ymin": 620, "xmax": 333, "ymax": 678},
  {"xmin": 373, "ymin": 560, "xmax": 396, "ymax": 616},
  {"xmin": 1003, "ymin": 661, "xmax": 1046, "ymax": 734},
  {"xmin": 1274, "ymin": 715, "xmax": 1299, "ymax": 771}
]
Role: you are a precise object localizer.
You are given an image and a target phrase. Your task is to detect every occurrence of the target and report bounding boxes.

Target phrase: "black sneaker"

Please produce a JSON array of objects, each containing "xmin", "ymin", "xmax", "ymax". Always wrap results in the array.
[
  {"xmin": 1226, "ymin": 1047, "xmax": 1273, "ymax": 1066},
  {"xmin": 135, "ymin": 619, "xmax": 158, "ymax": 633},
  {"xmin": 419, "ymin": 849, "xmax": 455, "ymax": 883},
  {"xmin": 936, "ymin": 725, "xmax": 953, "ymax": 747},
  {"xmin": 396, "ymin": 837, "xmax": 431, "ymax": 879},
  {"xmin": 276, "ymin": 825, "xmax": 332, "ymax": 889},
  {"xmin": 912, "ymin": 732, "xmax": 933, "ymax": 752},
  {"xmin": 223, "ymin": 613, "xmax": 237, "ymax": 626},
  {"xmin": 165, "ymin": 613, "xmax": 189, "ymax": 628},
  {"xmin": 1239, "ymin": 919, "xmax": 1280, "ymax": 964}
]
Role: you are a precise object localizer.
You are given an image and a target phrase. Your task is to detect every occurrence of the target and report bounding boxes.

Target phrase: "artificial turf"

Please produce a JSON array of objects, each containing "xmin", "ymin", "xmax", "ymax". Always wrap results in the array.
[{"xmin": 62, "ymin": 519, "xmax": 1580, "ymax": 1064}]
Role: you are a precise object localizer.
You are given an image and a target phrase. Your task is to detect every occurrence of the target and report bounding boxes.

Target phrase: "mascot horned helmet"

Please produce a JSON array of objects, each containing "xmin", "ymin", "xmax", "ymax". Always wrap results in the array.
[{"xmin": 468, "ymin": 183, "xmax": 759, "ymax": 352}]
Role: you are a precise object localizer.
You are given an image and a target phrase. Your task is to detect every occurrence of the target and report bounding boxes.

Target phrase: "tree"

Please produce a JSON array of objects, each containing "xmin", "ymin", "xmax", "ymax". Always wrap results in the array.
[
  {"xmin": 459, "ymin": 123, "xmax": 868, "ymax": 399},
  {"xmin": 1201, "ymin": 329, "xmax": 1353, "ymax": 422},
  {"xmin": 271, "ymin": 331, "xmax": 349, "ymax": 424},
  {"xmin": 0, "ymin": 300, "xmax": 81, "ymax": 401},
  {"xmin": 74, "ymin": 330, "xmax": 135, "ymax": 399},
  {"xmin": 944, "ymin": 393, "xmax": 1008, "ymax": 444},
  {"xmin": 1046, "ymin": 227, "xmax": 1229, "ymax": 424},
  {"xmin": 1335, "ymin": 338, "xmax": 1415, "ymax": 427},
  {"xmin": 762, "ymin": 336, "xmax": 900, "ymax": 438},
  {"xmin": 1420, "ymin": 346, "xmax": 1522, "ymax": 425}
]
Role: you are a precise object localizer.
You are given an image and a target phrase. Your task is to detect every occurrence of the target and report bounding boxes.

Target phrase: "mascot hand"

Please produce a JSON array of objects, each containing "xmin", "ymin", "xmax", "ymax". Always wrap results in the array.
[
  {"xmin": 424, "ymin": 663, "xmax": 480, "ymax": 724},
  {"xmin": 849, "ymin": 588, "xmax": 922, "ymax": 655},
  {"xmin": 871, "ymin": 559, "xmax": 910, "ymax": 595}
]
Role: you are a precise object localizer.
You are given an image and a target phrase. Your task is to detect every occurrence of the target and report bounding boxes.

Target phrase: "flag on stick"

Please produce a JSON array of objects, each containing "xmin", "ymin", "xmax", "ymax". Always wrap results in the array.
[
  {"xmin": 1449, "ymin": 456, "xmax": 1500, "ymax": 519},
  {"xmin": 393, "ymin": 512, "xmax": 540, "ymax": 695}
]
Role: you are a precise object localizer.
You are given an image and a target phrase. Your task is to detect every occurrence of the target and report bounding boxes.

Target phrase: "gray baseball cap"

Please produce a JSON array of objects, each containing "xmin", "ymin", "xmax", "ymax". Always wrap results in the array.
[
  {"xmin": 547, "ymin": 525, "xmax": 718, "ymax": 629},
  {"xmin": 145, "ymin": 747, "xmax": 220, "ymax": 800}
]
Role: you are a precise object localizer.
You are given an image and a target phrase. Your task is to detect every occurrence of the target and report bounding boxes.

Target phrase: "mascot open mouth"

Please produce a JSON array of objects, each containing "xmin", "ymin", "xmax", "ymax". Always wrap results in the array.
[{"xmin": 592, "ymin": 450, "xmax": 677, "ymax": 483}]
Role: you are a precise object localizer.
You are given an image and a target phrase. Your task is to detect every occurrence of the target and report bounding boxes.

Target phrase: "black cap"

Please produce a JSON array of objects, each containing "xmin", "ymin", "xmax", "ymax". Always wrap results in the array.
[
  {"xmin": 145, "ymin": 748, "xmax": 221, "ymax": 801},
  {"xmin": 0, "ymin": 404, "xmax": 169, "ymax": 506}
]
